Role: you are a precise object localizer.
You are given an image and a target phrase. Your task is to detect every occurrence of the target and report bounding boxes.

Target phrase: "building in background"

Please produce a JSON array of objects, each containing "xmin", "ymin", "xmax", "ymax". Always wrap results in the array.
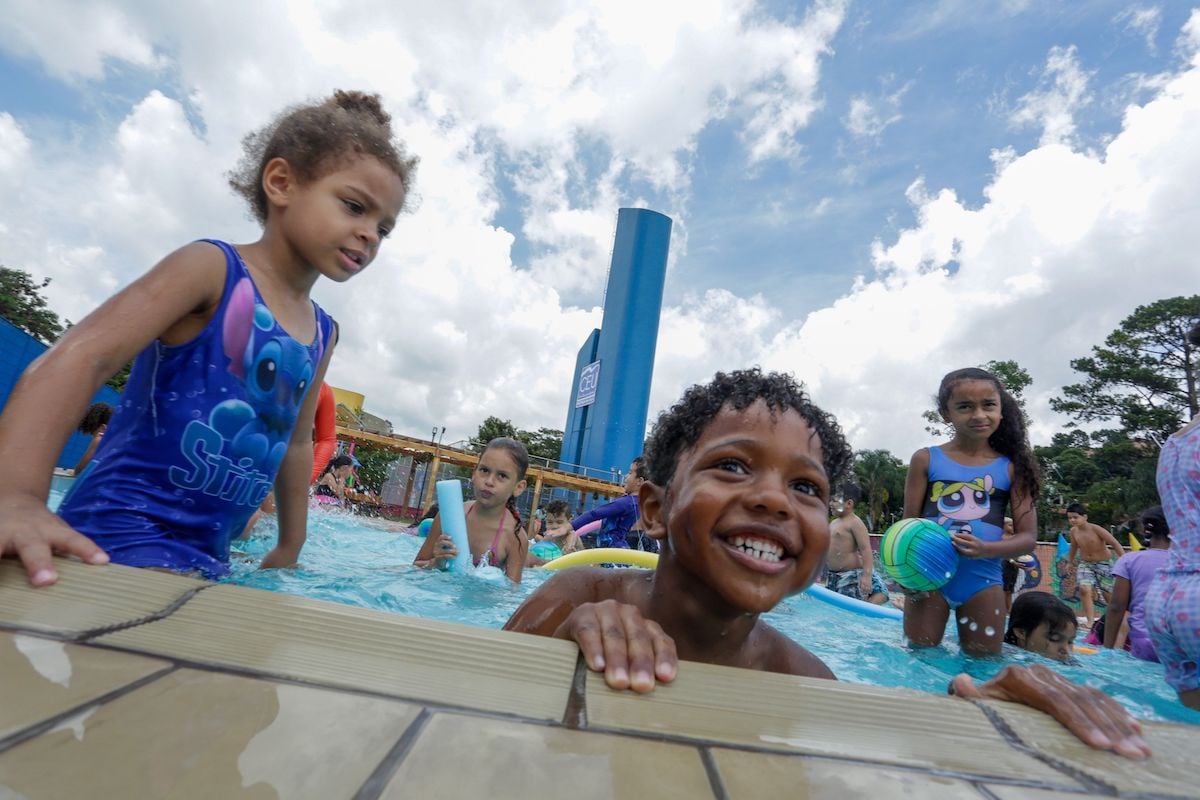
[{"xmin": 559, "ymin": 208, "xmax": 671, "ymax": 484}]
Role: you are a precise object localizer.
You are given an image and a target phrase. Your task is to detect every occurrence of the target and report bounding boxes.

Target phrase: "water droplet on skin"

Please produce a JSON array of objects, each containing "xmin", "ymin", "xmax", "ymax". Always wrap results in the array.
[
  {"xmin": 984, "ymin": 627, "xmax": 995, "ymax": 636},
  {"xmin": 959, "ymin": 616, "xmax": 969, "ymax": 625},
  {"xmin": 969, "ymin": 622, "xmax": 979, "ymax": 632}
]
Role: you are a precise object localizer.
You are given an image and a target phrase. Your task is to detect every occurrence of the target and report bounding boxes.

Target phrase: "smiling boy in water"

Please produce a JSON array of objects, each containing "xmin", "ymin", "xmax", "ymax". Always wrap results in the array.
[{"xmin": 504, "ymin": 369, "xmax": 1150, "ymax": 759}]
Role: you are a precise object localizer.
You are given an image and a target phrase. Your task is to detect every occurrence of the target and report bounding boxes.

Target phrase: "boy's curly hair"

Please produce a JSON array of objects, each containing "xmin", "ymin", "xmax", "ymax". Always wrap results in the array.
[
  {"xmin": 229, "ymin": 89, "xmax": 418, "ymax": 224},
  {"xmin": 643, "ymin": 368, "xmax": 852, "ymax": 490}
]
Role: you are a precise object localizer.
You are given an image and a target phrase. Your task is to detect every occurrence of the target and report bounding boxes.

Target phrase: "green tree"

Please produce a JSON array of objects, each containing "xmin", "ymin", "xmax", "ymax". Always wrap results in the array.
[
  {"xmin": 1036, "ymin": 428, "xmax": 1159, "ymax": 531},
  {"xmin": 519, "ymin": 427, "xmax": 564, "ymax": 463},
  {"xmin": 1050, "ymin": 295, "xmax": 1200, "ymax": 446},
  {"xmin": 851, "ymin": 449, "xmax": 907, "ymax": 532},
  {"xmin": 470, "ymin": 416, "xmax": 519, "ymax": 451},
  {"xmin": 0, "ymin": 267, "xmax": 67, "ymax": 344},
  {"xmin": 470, "ymin": 418, "xmax": 564, "ymax": 465},
  {"xmin": 922, "ymin": 359, "xmax": 1033, "ymax": 437}
]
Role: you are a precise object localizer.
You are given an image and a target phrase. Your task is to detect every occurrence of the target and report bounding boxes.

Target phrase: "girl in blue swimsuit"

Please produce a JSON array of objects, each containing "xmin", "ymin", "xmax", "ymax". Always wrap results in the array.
[
  {"xmin": 0, "ymin": 90, "xmax": 417, "ymax": 585},
  {"xmin": 902, "ymin": 367, "xmax": 1041, "ymax": 655}
]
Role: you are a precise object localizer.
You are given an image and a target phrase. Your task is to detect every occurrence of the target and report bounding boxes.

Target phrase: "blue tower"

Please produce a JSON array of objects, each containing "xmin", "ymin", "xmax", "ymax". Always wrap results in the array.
[{"xmin": 560, "ymin": 208, "xmax": 671, "ymax": 481}]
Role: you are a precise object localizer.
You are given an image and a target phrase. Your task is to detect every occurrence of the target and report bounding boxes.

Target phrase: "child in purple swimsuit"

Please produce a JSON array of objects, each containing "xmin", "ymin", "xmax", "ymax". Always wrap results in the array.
[{"xmin": 0, "ymin": 90, "xmax": 416, "ymax": 585}]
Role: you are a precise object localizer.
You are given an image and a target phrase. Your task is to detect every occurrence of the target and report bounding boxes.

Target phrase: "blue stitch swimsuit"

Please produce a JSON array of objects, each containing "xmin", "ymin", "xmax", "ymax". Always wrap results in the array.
[
  {"xmin": 57, "ymin": 240, "xmax": 334, "ymax": 579},
  {"xmin": 920, "ymin": 446, "xmax": 1012, "ymax": 606}
]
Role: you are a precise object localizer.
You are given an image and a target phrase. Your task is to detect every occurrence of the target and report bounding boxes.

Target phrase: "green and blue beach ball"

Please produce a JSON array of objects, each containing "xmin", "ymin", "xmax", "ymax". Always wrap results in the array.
[{"xmin": 881, "ymin": 518, "xmax": 959, "ymax": 592}]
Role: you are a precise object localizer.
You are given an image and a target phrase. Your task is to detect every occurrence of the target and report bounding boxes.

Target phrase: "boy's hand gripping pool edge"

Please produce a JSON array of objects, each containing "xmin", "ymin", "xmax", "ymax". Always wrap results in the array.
[
  {"xmin": 554, "ymin": 599, "xmax": 677, "ymax": 693},
  {"xmin": 950, "ymin": 665, "xmax": 1151, "ymax": 760},
  {"xmin": 0, "ymin": 494, "xmax": 109, "ymax": 586}
]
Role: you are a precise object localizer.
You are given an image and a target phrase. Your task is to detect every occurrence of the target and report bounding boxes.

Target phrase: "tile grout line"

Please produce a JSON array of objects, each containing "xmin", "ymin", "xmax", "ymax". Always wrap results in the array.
[
  {"xmin": 0, "ymin": 664, "xmax": 178, "ymax": 755},
  {"xmin": 970, "ymin": 782, "xmax": 1003, "ymax": 800},
  {"xmin": 580, "ymin": 719, "xmax": 1094, "ymax": 794},
  {"xmin": 562, "ymin": 651, "xmax": 589, "ymax": 729},
  {"xmin": 698, "ymin": 747, "xmax": 730, "ymax": 800},
  {"xmin": 351, "ymin": 708, "xmax": 432, "ymax": 800},
  {"xmin": 74, "ymin": 584, "xmax": 214, "ymax": 642},
  {"xmin": 966, "ymin": 699, "xmax": 1119, "ymax": 797}
]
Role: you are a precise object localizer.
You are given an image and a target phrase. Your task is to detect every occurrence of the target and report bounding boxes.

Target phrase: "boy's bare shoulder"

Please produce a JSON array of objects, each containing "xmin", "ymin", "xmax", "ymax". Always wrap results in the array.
[
  {"xmin": 754, "ymin": 622, "xmax": 836, "ymax": 680},
  {"xmin": 503, "ymin": 567, "xmax": 644, "ymax": 635}
]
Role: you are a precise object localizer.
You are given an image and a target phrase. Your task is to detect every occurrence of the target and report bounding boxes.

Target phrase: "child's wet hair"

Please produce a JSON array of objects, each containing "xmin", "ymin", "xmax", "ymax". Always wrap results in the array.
[
  {"xmin": 321, "ymin": 454, "xmax": 354, "ymax": 476},
  {"xmin": 629, "ymin": 455, "xmax": 646, "ymax": 480},
  {"xmin": 229, "ymin": 89, "xmax": 418, "ymax": 224},
  {"xmin": 1003, "ymin": 592, "xmax": 1076, "ymax": 646},
  {"xmin": 1066, "ymin": 502, "xmax": 1086, "ymax": 516},
  {"xmin": 838, "ymin": 483, "xmax": 864, "ymax": 504},
  {"xmin": 482, "ymin": 437, "xmax": 530, "ymax": 481},
  {"xmin": 643, "ymin": 368, "xmax": 852, "ymax": 489},
  {"xmin": 79, "ymin": 402, "xmax": 113, "ymax": 435},
  {"xmin": 1140, "ymin": 505, "xmax": 1170, "ymax": 541},
  {"xmin": 936, "ymin": 367, "xmax": 1041, "ymax": 507},
  {"xmin": 545, "ymin": 499, "xmax": 570, "ymax": 517}
]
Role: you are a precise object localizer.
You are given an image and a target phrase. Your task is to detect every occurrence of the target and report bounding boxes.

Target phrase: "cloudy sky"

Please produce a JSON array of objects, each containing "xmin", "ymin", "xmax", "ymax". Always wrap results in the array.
[{"xmin": 1, "ymin": 1, "xmax": 1197, "ymax": 464}]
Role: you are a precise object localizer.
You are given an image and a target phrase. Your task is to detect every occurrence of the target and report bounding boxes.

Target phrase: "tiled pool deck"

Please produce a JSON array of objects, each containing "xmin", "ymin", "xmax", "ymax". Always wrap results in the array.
[{"xmin": 0, "ymin": 559, "xmax": 1195, "ymax": 799}]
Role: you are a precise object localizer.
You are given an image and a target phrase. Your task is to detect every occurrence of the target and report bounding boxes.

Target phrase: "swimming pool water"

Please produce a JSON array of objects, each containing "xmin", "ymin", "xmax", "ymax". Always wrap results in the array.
[{"xmin": 224, "ymin": 510, "xmax": 1200, "ymax": 725}]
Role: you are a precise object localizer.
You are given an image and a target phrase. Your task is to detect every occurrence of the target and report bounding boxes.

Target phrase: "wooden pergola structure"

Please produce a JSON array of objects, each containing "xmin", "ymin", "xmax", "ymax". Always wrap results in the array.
[{"xmin": 334, "ymin": 426, "xmax": 623, "ymax": 516}]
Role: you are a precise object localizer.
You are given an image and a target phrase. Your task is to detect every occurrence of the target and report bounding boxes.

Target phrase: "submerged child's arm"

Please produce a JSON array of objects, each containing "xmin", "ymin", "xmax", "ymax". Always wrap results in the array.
[
  {"xmin": 950, "ymin": 665, "xmax": 1151, "ymax": 759},
  {"xmin": 504, "ymin": 570, "xmax": 677, "ymax": 693},
  {"xmin": 260, "ymin": 328, "xmax": 337, "ymax": 571},
  {"xmin": 0, "ymin": 242, "xmax": 227, "ymax": 586}
]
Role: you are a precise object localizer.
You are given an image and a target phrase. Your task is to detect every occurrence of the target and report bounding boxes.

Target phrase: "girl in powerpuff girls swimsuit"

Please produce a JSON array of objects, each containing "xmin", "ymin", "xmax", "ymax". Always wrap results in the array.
[{"xmin": 902, "ymin": 367, "xmax": 1041, "ymax": 655}]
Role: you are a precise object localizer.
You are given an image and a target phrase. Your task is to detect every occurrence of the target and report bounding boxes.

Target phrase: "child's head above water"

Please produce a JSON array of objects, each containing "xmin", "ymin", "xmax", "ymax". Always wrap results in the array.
[
  {"xmin": 474, "ymin": 437, "xmax": 530, "ymax": 512},
  {"xmin": 935, "ymin": 366, "xmax": 1041, "ymax": 501},
  {"xmin": 640, "ymin": 369, "xmax": 852, "ymax": 613},
  {"xmin": 228, "ymin": 89, "xmax": 418, "ymax": 225},
  {"xmin": 643, "ymin": 368, "xmax": 852, "ymax": 489},
  {"xmin": 78, "ymin": 403, "xmax": 113, "ymax": 435},
  {"xmin": 543, "ymin": 499, "xmax": 571, "ymax": 529},
  {"xmin": 1140, "ymin": 504, "xmax": 1170, "ymax": 545},
  {"xmin": 1004, "ymin": 592, "xmax": 1077, "ymax": 662},
  {"xmin": 832, "ymin": 482, "xmax": 863, "ymax": 515}
]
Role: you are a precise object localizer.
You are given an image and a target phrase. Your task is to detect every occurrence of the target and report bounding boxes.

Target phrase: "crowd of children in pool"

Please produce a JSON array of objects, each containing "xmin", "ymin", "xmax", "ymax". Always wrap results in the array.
[{"xmin": 3, "ymin": 88, "xmax": 1197, "ymax": 762}]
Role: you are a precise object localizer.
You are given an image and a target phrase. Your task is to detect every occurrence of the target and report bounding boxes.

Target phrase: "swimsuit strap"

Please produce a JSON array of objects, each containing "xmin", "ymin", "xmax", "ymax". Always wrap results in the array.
[{"xmin": 464, "ymin": 501, "xmax": 508, "ymax": 567}]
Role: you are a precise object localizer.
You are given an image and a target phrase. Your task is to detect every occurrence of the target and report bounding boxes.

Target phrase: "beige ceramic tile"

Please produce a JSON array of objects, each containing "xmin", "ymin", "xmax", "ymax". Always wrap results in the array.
[
  {"xmin": 584, "ymin": 662, "xmax": 1081, "ymax": 787},
  {"xmin": 0, "ymin": 631, "xmax": 169, "ymax": 741},
  {"xmin": 381, "ymin": 711, "xmax": 714, "ymax": 799},
  {"xmin": 0, "ymin": 558, "xmax": 205, "ymax": 638},
  {"xmin": 980, "ymin": 701, "xmax": 1199, "ymax": 798},
  {"xmin": 0, "ymin": 668, "xmax": 420, "ymax": 799},
  {"xmin": 712, "ymin": 748, "xmax": 988, "ymax": 799},
  {"xmin": 98, "ymin": 583, "xmax": 578, "ymax": 720}
]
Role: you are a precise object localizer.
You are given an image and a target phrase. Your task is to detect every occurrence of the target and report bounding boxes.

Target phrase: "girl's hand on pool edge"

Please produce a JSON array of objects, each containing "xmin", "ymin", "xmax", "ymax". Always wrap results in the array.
[
  {"xmin": 0, "ymin": 494, "xmax": 109, "ymax": 586},
  {"xmin": 949, "ymin": 665, "xmax": 1151, "ymax": 760},
  {"xmin": 554, "ymin": 599, "xmax": 677, "ymax": 693}
]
